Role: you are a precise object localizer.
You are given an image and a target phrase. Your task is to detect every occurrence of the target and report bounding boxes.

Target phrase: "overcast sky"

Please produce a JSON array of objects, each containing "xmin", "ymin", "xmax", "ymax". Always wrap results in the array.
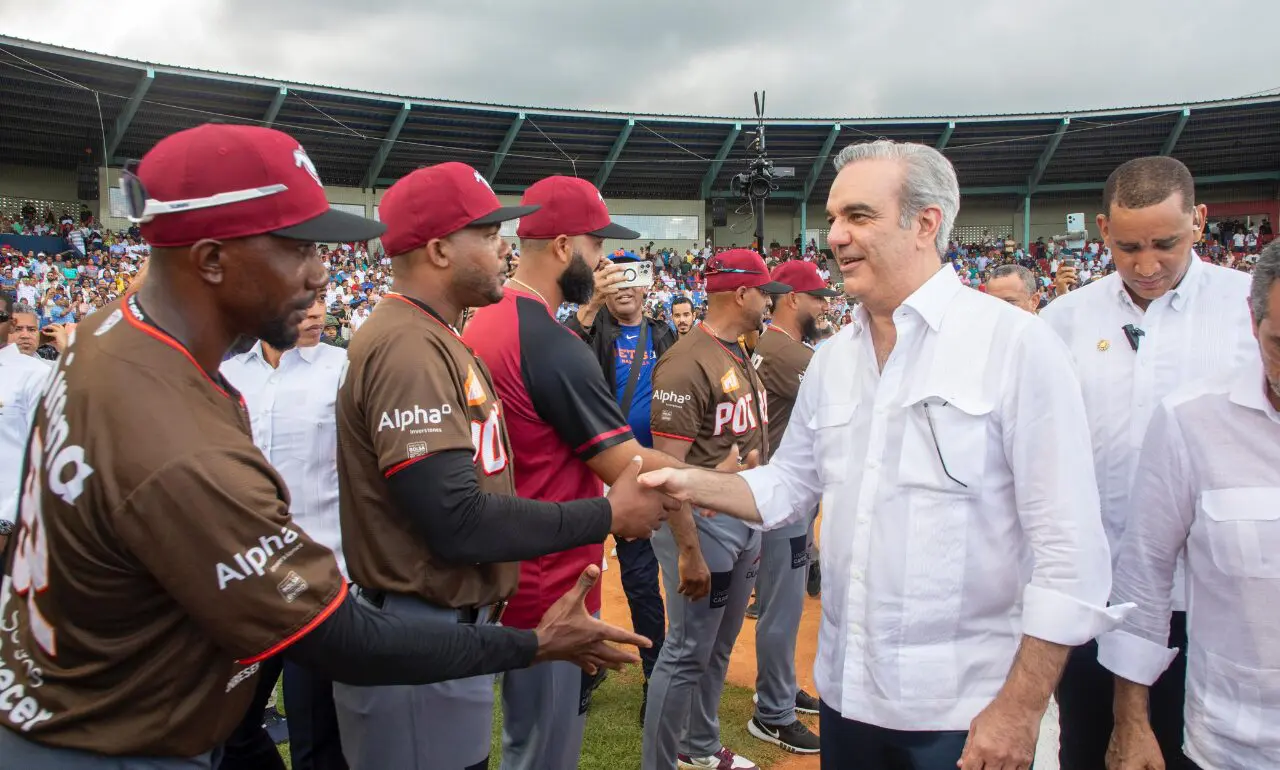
[{"xmin": 3, "ymin": 0, "xmax": 1277, "ymax": 118}]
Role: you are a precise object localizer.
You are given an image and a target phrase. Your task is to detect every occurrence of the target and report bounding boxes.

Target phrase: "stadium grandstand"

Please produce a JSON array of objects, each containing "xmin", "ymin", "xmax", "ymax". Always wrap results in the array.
[{"xmin": 1, "ymin": 34, "xmax": 1278, "ymax": 253}]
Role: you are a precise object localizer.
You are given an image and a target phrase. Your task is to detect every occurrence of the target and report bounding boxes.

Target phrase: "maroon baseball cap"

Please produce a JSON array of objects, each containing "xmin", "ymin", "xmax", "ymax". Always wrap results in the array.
[
  {"xmin": 136, "ymin": 123, "xmax": 385, "ymax": 247},
  {"xmin": 705, "ymin": 249, "xmax": 791, "ymax": 294},
  {"xmin": 516, "ymin": 176, "xmax": 640, "ymax": 240},
  {"xmin": 771, "ymin": 261, "xmax": 840, "ymax": 297},
  {"xmin": 379, "ymin": 162, "xmax": 539, "ymax": 257}
]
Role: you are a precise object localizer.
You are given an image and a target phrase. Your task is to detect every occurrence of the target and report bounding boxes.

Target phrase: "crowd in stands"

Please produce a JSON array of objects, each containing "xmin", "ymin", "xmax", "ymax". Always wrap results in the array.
[{"xmin": 1, "ymin": 203, "xmax": 1270, "ymax": 354}]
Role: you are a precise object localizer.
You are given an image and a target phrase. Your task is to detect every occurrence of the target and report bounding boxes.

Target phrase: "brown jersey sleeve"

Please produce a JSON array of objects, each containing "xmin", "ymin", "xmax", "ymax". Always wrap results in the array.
[
  {"xmin": 361, "ymin": 333, "xmax": 474, "ymax": 477},
  {"xmin": 114, "ymin": 447, "xmax": 346, "ymax": 664},
  {"xmin": 650, "ymin": 350, "xmax": 710, "ymax": 442}
]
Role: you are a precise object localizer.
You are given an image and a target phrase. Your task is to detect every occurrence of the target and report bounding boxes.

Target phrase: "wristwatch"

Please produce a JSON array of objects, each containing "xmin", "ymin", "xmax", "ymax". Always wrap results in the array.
[{"xmin": 0, "ymin": 520, "xmax": 14, "ymax": 536}]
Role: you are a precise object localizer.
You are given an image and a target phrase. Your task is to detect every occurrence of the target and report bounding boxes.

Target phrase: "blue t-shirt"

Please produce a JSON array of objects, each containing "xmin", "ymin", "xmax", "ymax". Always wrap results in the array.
[{"xmin": 614, "ymin": 323, "xmax": 656, "ymax": 447}]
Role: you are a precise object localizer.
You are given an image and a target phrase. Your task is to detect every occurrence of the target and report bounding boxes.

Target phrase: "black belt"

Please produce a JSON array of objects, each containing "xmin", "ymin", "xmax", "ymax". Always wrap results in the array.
[{"xmin": 357, "ymin": 587, "xmax": 506, "ymax": 626}]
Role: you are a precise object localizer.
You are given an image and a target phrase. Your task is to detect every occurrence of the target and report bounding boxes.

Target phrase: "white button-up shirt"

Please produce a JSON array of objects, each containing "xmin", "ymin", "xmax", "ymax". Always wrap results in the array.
[
  {"xmin": 0, "ymin": 344, "xmax": 51, "ymax": 521},
  {"xmin": 221, "ymin": 342, "xmax": 348, "ymax": 576},
  {"xmin": 742, "ymin": 265, "xmax": 1124, "ymax": 730},
  {"xmin": 1041, "ymin": 255, "xmax": 1253, "ymax": 611},
  {"xmin": 1098, "ymin": 355, "xmax": 1280, "ymax": 770}
]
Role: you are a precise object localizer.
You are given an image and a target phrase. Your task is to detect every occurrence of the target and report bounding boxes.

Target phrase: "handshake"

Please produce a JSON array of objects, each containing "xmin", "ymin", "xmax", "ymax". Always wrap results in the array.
[{"xmin": 604, "ymin": 445, "xmax": 761, "ymax": 538}]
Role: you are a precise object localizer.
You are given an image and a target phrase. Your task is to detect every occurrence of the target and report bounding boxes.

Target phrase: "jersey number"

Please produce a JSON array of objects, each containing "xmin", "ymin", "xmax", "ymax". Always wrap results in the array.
[
  {"xmin": 470, "ymin": 405, "xmax": 509, "ymax": 476},
  {"xmin": 9, "ymin": 433, "xmax": 58, "ymax": 657}
]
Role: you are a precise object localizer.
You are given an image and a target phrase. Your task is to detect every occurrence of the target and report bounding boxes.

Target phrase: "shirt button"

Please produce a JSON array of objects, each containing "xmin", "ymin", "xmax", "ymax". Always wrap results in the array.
[
  {"xmin": 867, "ymin": 459, "xmax": 880, "ymax": 470},
  {"xmin": 852, "ymin": 569, "xmax": 864, "ymax": 582},
  {"xmin": 857, "ymin": 515, "xmax": 869, "ymax": 526}
]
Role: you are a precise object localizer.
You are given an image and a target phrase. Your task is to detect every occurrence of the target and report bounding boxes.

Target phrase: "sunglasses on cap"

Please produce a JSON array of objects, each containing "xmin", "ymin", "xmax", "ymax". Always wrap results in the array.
[
  {"xmin": 704, "ymin": 264, "xmax": 762, "ymax": 277},
  {"xmin": 119, "ymin": 160, "xmax": 288, "ymax": 224}
]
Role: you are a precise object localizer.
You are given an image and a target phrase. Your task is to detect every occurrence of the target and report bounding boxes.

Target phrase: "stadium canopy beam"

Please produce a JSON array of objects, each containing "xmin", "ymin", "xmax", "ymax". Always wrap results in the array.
[
  {"xmin": 263, "ymin": 87, "xmax": 288, "ymax": 128},
  {"xmin": 362, "ymin": 101, "xmax": 411, "ymax": 189},
  {"xmin": 701, "ymin": 123, "xmax": 742, "ymax": 200},
  {"xmin": 803, "ymin": 124, "xmax": 842, "ymax": 202},
  {"xmin": 959, "ymin": 170, "xmax": 1280, "ymax": 197},
  {"xmin": 485, "ymin": 112, "xmax": 525, "ymax": 183},
  {"xmin": 1161, "ymin": 108, "xmax": 1190, "ymax": 156},
  {"xmin": 800, "ymin": 124, "xmax": 842, "ymax": 245},
  {"xmin": 710, "ymin": 190, "xmax": 805, "ymax": 200},
  {"xmin": 594, "ymin": 118, "xmax": 634, "ymax": 192},
  {"xmin": 105, "ymin": 67, "xmax": 154, "ymax": 162},
  {"xmin": 935, "ymin": 121, "xmax": 956, "ymax": 151},
  {"xmin": 1025, "ymin": 117, "xmax": 1070, "ymax": 199}
]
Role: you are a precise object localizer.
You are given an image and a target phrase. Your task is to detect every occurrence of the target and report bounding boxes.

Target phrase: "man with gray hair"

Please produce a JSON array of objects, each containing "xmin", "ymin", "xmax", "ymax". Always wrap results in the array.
[
  {"xmin": 638, "ymin": 139, "xmax": 1123, "ymax": 768},
  {"xmin": 1099, "ymin": 241, "xmax": 1280, "ymax": 770},
  {"xmin": 986, "ymin": 264, "xmax": 1040, "ymax": 314}
]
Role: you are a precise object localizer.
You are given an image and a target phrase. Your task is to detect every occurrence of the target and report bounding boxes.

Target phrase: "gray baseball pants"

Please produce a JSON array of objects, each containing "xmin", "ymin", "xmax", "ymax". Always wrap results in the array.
[
  {"xmin": 642, "ymin": 516, "xmax": 760, "ymax": 769},
  {"xmin": 498, "ymin": 658, "xmax": 593, "ymax": 770},
  {"xmin": 332, "ymin": 589, "xmax": 495, "ymax": 770},
  {"xmin": 752, "ymin": 518, "xmax": 811, "ymax": 726}
]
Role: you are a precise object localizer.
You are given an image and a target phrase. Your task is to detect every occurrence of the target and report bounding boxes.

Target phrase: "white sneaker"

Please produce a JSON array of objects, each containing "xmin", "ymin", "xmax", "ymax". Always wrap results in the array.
[{"xmin": 677, "ymin": 748, "xmax": 759, "ymax": 769}]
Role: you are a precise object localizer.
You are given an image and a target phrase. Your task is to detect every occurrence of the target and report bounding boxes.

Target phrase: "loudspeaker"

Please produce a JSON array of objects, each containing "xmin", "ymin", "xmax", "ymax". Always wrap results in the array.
[
  {"xmin": 77, "ymin": 165, "xmax": 100, "ymax": 201},
  {"xmin": 711, "ymin": 198, "xmax": 727, "ymax": 227}
]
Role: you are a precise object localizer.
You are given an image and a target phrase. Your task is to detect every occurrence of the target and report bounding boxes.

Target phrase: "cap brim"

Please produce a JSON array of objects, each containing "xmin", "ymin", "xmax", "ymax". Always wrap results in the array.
[
  {"xmin": 271, "ymin": 207, "xmax": 386, "ymax": 243},
  {"xmin": 759, "ymin": 281, "xmax": 793, "ymax": 294},
  {"xmin": 471, "ymin": 204, "xmax": 541, "ymax": 226},
  {"xmin": 805, "ymin": 287, "xmax": 841, "ymax": 298},
  {"xmin": 588, "ymin": 221, "xmax": 642, "ymax": 240}
]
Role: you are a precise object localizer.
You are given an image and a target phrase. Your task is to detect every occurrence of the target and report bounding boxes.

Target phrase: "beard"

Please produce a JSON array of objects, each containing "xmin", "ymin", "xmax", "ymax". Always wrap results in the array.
[
  {"xmin": 559, "ymin": 249, "xmax": 595, "ymax": 305},
  {"xmin": 800, "ymin": 313, "xmax": 820, "ymax": 342},
  {"xmin": 257, "ymin": 311, "xmax": 301, "ymax": 351}
]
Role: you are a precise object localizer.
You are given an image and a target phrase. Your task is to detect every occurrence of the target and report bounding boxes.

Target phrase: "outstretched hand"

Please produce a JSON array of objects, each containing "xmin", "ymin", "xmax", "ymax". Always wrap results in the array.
[{"xmin": 534, "ymin": 565, "xmax": 651, "ymax": 675}]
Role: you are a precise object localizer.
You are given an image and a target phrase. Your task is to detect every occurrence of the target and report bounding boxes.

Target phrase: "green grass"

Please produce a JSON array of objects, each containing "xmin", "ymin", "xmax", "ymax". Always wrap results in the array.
[{"xmin": 275, "ymin": 664, "xmax": 804, "ymax": 768}]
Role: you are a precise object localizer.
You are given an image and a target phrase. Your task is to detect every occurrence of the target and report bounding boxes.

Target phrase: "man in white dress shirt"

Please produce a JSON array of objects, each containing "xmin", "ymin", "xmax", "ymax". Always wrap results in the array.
[
  {"xmin": 1100, "ymin": 242, "xmax": 1280, "ymax": 770},
  {"xmin": 222, "ymin": 296, "xmax": 349, "ymax": 770},
  {"xmin": 1041, "ymin": 156, "xmax": 1254, "ymax": 770},
  {"xmin": 0, "ymin": 291, "xmax": 52, "ymax": 550},
  {"xmin": 639, "ymin": 139, "xmax": 1123, "ymax": 770}
]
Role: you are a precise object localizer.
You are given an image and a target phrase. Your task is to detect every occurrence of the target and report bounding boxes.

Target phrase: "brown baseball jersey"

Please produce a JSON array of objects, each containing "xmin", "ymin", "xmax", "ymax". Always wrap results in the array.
[
  {"xmin": 650, "ymin": 324, "xmax": 769, "ymax": 469},
  {"xmin": 0, "ymin": 294, "xmax": 346, "ymax": 757},
  {"xmin": 752, "ymin": 326, "xmax": 814, "ymax": 457},
  {"xmin": 337, "ymin": 293, "xmax": 519, "ymax": 608}
]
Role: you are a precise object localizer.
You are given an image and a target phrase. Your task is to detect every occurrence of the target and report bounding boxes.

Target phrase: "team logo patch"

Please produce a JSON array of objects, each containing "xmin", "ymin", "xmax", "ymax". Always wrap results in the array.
[
  {"xmin": 407, "ymin": 441, "xmax": 428, "ymax": 459},
  {"xmin": 721, "ymin": 369, "xmax": 740, "ymax": 394},
  {"xmin": 293, "ymin": 146, "xmax": 323, "ymax": 186},
  {"xmin": 464, "ymin": 367, "xmax": 487, "ymax": 407},
  {"xmin": 277, "ymin": 571, "xmax": 309, "ymax": 603},
  {"xmin": 93, "ymin": 308, "xmax": 123, "ymax": 336}
]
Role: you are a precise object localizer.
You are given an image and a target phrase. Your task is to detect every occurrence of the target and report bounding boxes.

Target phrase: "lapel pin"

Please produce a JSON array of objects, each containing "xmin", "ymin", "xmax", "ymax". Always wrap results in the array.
[{"xmin": 1097, "ymin": 340, "xmax": 1111, "ymax": 352}]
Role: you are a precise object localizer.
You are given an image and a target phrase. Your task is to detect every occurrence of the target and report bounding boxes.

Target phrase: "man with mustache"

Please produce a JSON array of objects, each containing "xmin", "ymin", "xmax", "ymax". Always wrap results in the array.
[
  {"xmin": 1041, "ymin": 156, "xmax": 1255, "ymax": 770},
  {"xmin": 671, "ymin": 295, "xmax": 697, "ymax": 336},
  {"xmin": 465, "ymin": 176, "xmax": 705, "ymax": 770}
]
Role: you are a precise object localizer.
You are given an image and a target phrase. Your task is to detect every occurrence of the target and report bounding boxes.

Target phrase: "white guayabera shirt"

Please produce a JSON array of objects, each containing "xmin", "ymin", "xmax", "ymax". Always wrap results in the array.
[
  {"xmin": 1041, "ymin": 254, "xmax": 1253, "ymax": 611},
  {"xmin": 741, "ymin": 265, "xmax": 1125, "ymax": 730},
  {"xmin": 1099, "ymin": 355, "xmax": 1280, "ymax": 769},
  {"xmin": 221, "ymin": 342, "xmax": 349, "ymax": 576}
]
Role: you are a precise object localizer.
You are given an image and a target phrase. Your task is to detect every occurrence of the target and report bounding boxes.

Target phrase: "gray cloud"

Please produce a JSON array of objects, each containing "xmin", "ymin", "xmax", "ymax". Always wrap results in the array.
[{"xmin": 3, "ymin": 0, "xmax": 1276, "ymax": 117}]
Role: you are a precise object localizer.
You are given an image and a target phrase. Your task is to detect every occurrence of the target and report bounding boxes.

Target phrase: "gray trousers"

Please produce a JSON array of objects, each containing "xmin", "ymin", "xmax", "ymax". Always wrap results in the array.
[
  {"xmin": 332, "ymin": 590, "xmax": 494, "ymax": 770},
  {"xmin": 642, "ymin": 519, "xmax": 760, "ymax": 768},
  {"xmin": 753, "ymin": 520, "xmax": 811, "ymax": 726},
  {"xmin": 498, "ymin": 658, "xmax": 590, "ymax": 770},
  {"xmin": 0, "ymin": 728, "xmax": 218, "ymax": 770}
]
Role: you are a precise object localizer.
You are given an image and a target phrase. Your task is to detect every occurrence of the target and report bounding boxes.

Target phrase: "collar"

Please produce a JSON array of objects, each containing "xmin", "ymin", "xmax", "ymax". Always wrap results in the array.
[
  {"xmin": 384, "ymin": 293, "xmax": 467, "ymax": 345},
  {"xmin": 123, "ymin": 293, "xmax": 241, "ymax": 403},
  {"xmin": 899, "ymin": 264, "xmax": 963, "ymax": 332},
  {"xmin": 246, "ymin": 341, "xmax": 321, "ymax": 365},
  {"xmin": 1228, "ymin": 352, "xmax": 1280, "ymax": 421}
]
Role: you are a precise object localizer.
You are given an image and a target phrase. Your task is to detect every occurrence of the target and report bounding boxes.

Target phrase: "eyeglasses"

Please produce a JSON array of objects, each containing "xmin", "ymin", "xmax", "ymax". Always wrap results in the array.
[
  {"xmin": 118, "ymin": 161, "xmax": 288, "ymax": 224},
  {"xmin": 922, "ymin": 402, "xmax": 968, "ymax": 488}
]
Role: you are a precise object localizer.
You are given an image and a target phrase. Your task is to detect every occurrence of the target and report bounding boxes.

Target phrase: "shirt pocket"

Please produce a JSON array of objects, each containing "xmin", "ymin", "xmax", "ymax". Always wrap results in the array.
[
  {"xmin": 1199, "ymin": 487, "xmax": 1280, "ymax": 579},
  {"xmin": 809, "ymin": 401, "xmax": 858, "ymax": 485},
  {"xmin": 898, "ymin": 394, "xmax": 992, "ymax": 496}
]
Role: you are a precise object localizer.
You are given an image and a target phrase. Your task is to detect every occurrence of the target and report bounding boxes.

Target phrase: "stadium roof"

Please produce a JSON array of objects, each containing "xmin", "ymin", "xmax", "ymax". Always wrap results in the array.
[{"xmin": 3, "ymin": 35, "xmax": 1279, "ymax": 202}]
